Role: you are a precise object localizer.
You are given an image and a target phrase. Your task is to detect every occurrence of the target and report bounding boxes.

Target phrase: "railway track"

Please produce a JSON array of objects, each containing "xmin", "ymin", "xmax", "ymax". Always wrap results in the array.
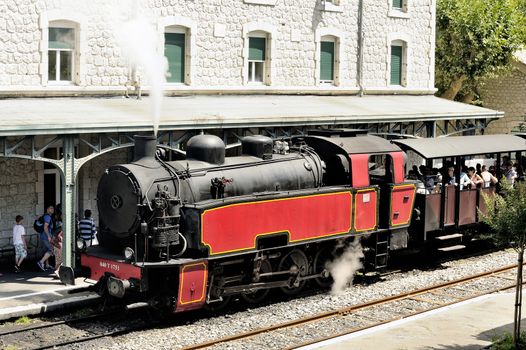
[
  {"xmin": 0, "ymin": 307, "xmax": 148, "ymax": 350},
  {"xmin": 180, "ymin": 263, "xmax": 524, "ymax": 350}
]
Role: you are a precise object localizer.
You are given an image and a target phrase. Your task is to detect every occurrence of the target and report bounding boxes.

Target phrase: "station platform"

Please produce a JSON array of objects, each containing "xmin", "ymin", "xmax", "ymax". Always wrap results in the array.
[
  {"xmin": 302, "ymin": 292, "xmax": 525, "ymax": 350},
  {"xmin": 0, "ymin": 268, "xmax": 99, "ymax": 321}
]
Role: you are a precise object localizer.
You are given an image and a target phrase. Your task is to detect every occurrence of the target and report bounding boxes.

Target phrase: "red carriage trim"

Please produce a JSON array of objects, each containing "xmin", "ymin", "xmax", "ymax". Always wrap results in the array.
[
  {"xmin": 200, "ymin": 191, "xmax": 353, "ymax": 255},
  {"xmin": 81, "ymin": 254, "xmax": 142, "ymax": 282},
  {"xmin": 178, "ymin": 262, "xmax": 208, "ymax": 306}
]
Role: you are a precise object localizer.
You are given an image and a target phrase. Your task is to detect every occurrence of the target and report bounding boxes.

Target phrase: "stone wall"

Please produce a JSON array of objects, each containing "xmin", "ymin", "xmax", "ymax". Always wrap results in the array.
[
  {"xmin": 480, "ymin": 64, "xmax": 526, "ymax": 134},
  {"xmin": 78, "ymin": 148, "xmax": 129, "ymax": 225},
  {"xmin": 0, "ymin": 158, "xmax": 42, "ymax": 262},
  {"xmin": 0, "ymin": 0, "xmax": 435, "ymax": 93},
  {"xmin": 0, "ymin": 148, "xmax": 128, "ymax": 264}
]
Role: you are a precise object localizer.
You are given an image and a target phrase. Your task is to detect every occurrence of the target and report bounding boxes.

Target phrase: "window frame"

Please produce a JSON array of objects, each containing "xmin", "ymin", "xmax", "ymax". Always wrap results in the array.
[
  {"xmin": 164, "ymin": 26, "xmax": 188, "ymax": 85},
  {"xmin": 319, "ymin": 36, "xmax": 336, "ymax": 85},
  {"xmin": 388, "ymin": 39, "xmax": 408, "ymax": 87},
  {"xmin": 247, "ymin": 31, "xmax": 268, "ymax": 85},
  {"xmin": 47, "ymin": 22, "xmax": 77, "ymax": 85},
  {"xmin": 388, "ymin": 0, "xmax": 410, "ymax": 18}
]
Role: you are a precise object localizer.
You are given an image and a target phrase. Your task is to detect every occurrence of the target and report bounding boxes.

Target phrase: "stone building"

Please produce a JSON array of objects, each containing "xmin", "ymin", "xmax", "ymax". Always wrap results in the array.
[
  {"xmin": 480, "ymin": 51, "xmax": 526, "ymax": 134},
  {"xmin": 1, "ymin": 0, "xmax": 436, "ymax": 94},
  {"xmin": 0, "ymin": 0, "xmax": 502, "ymax": 265}
]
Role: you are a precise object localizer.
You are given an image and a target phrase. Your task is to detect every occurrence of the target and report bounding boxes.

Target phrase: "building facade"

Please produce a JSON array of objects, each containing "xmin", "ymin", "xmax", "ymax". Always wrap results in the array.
[
  {"xmin": 480, "ymin": 53, "xmax": 526, "ymax": 134},
  {"xmin": 0, "ymin": 0, "xmax": 436, "ymax": 95}
]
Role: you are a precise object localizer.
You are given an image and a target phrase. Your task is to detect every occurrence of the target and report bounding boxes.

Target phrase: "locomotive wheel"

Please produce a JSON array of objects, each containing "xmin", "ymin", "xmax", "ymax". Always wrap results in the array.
[
  {"xmin": 278, "ymin": 249, "xmax": 309, "ymax": 295},
  {"xmin": 241, "ymin": 259, "xmax": 272, "ymax": 304},
  {"xmin": 313, "ymin": 247, "xmax": 335, "ymax": 289}
]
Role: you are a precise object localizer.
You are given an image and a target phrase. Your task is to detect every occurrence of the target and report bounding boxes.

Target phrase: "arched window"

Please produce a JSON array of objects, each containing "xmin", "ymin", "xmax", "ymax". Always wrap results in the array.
[
  {"xmin": 47, "ymin": 20, "xmax": 79, "ymax": 84},
  {"xmin": 315, "ymin": 28, "xmax": 343, "ymax": 86},
  {"xmin": 164, "ymin": 25, "xmax": 190, "ymax": 84},
  {"xmin": 246, "ymin": 31, "xmax": 271, "ymax": 84},
  {"xmin": 389, "ymin": 40, "xmax": 407, "ymax": 86},
  {"xmin": 319, "ymin": 35, "xmax": 339, "ymax": 85}
]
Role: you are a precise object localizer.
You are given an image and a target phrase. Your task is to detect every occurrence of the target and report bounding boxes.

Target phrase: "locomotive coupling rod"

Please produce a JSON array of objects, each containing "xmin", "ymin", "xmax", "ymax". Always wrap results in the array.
[{"xmin": 222, "ymin": 280, "xmax": 290, "ymax": 296}]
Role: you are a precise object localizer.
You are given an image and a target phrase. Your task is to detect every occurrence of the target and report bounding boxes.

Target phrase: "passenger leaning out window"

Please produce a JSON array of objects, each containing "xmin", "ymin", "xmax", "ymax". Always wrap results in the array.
[{"xmin": 467, "ymin": 167, "xmax": 483, "ymax": 189}]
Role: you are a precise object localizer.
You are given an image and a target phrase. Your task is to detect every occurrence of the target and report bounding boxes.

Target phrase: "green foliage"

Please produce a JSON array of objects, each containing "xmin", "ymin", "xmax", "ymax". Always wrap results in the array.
[
  {"xmin": 480, "ymin": 180, "xmax": 526, "ymax": 251},
  {"xmin": 491, "ymin": 331, "xmax": 526, "ymax": 349},
  {"xmin": 13, "ymin": 316, "xmax": 31, "ymax": 325},
  {"xmin": 436, "ymin": 0, "xmax": 526, "ymax": 99}
]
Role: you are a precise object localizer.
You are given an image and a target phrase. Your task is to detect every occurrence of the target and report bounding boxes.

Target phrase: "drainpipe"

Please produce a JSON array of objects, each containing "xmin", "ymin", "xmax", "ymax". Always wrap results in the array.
[{"xmin": 357, "ymin": 0, "xmax": 365, "ymax": 97}]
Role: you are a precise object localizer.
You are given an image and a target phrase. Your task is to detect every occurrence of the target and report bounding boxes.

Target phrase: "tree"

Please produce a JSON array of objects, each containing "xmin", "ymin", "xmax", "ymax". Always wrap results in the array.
[
  {"xmin": 480, "ymin": 180, "xmax": 526, "ymax": 348},
  {"xmin": 435, "ymin": 0, "xmax": 526, "ymax": 101}
]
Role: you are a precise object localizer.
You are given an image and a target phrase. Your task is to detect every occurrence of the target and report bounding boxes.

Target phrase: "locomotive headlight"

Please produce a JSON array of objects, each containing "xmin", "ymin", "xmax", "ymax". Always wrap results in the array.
[
  {"xmin": 124, "ymin": 247, "xmax": 135, "ymax": 260},
  {"xmin": 76, "ymin": 238, "xmax": 86, "ymax": 251}
]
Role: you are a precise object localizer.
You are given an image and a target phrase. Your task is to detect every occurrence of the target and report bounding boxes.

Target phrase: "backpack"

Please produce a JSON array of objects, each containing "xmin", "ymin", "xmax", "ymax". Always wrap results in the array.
[{"xmin": 33, "ymin": 215, "xmax": 45, "ymax": 233}]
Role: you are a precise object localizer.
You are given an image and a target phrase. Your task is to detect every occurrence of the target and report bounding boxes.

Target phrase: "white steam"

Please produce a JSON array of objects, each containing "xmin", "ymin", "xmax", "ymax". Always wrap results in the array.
[
  {"xmin": 112, "ymin": 13, "xmax": 167, "ymax": 136},
  {"xmin": 326, "ymin": 238, "xmax": 364, "ymax": 295}
]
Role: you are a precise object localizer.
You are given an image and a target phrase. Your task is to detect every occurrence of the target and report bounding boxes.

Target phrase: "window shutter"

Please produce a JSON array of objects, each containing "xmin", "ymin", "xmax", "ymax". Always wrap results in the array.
[
  {"xmin": 49, "ymin": 28, "xmax": 75, "ymax": 49},
  {"xmin": 390, "ymin": 45, "xmax": 402, "ymax": 85},
  {"xmin": 320, "ymin": 41, "xmax": 334, "ymax": 81},
  {"xmin": 249, "ymin": 37, "xmax": 266, "ymax": 61},
  {"xmin": 165, "ymin": 33, "xmax": 186, "ymax": 83},
  {"xmin": 392, "ymin": 0, "xmax": 402, "ymax": 8}
]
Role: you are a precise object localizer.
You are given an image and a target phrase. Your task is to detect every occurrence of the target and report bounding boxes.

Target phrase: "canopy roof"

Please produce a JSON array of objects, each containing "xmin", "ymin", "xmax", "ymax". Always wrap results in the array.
[
  {"xmin": 392, "ymin": 135, "xmax": 526, "ymax": 159},
  {"xmin": 0, "ymin": 94, "xmax": 503, "ymax": 137},
  {"xmin": 302, "ymin": 131, "xmax": 402, "ymax": 155}
]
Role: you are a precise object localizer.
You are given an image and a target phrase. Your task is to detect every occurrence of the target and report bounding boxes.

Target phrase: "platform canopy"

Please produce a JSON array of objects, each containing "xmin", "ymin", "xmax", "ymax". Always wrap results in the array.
[
  {"xmin": 0, "ymin": 94, "xmax": 503, "ymax": 137},
  {"xmin": 392, "ymin": 135, "xmax": 526, "ymax": 159}
]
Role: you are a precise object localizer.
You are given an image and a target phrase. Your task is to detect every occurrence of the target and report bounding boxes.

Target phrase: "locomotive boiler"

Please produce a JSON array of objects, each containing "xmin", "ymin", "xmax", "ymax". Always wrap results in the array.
[{"xmin": 96, "ymin": 134, "xmax": 324, "ymax": 261}]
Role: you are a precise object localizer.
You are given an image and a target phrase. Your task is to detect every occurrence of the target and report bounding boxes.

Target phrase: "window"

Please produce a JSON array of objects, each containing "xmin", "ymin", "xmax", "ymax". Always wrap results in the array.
[
  {"xmin": 320, "ymin": 40, "xmax": 335, "ymax": 83},
  {"xmin": 389, "ymin": 0, "xmax": 409, "ymax": 17},
  {"xmin": 48, "ymin": 27, "xmax": 75, "ymax": 83},
  {"xmin": 320, "ymin": 0, "xmax": 342, "ymax": 12},
  {"xmin": 390, "ymin": 45, "xmax": 403, "ymax": 86},
  {"xmin": 392, "ymin": 0, "xmax": 403, "ymax": 9},
  {"xmin": 248, "ymin": 36, "xmax": 266, "ymax": 83},
  {"xmin": 165, "ymin": 32, "xmax": 186, "ymax": 83}
]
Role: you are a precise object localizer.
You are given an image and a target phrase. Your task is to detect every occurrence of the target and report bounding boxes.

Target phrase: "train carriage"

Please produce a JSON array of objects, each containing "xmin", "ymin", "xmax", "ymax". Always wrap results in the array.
[{"xmin": 392, "ymin": 135, "xmax": 526, "ymax": 251}]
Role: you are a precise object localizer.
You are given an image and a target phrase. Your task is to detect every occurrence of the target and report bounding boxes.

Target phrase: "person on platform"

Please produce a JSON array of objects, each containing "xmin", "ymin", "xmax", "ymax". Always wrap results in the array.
[
  {"xmin": 37, "ymin": 205, "xmax": 55, "ymax": 271},
  {"xmin": 51, "ymin": 225, "xmax": 63, "ymax": 279},
  {"xmin": 79, "ymin": 209, "xmax": 98, "ymax": 247},
  {"xmin": 13, "ymin": 215, "xmax": 27, "ymax": 273}
]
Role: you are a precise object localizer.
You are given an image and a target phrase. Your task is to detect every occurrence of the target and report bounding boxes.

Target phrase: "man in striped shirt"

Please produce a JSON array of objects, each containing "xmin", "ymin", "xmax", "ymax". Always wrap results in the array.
[{"xmin": 79, "ymin": 209, "xmax": 98, "ymax": 247}]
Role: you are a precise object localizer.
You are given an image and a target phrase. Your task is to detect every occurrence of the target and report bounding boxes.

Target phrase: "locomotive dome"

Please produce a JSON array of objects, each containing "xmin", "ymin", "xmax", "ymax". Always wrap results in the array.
[{"xmin": 186, "ymin": 134, "xmax": 225, "ymax": 165}]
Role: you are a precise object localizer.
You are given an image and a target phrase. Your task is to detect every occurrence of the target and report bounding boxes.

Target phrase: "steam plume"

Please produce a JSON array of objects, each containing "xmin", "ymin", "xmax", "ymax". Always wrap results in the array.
[
  {"xmin": 326, "ymin": 238, "xmax": 364, "ymax": 295},
  {"xmin": 112, "ymin": 10, "xmax": 167, "ymax": 136}
]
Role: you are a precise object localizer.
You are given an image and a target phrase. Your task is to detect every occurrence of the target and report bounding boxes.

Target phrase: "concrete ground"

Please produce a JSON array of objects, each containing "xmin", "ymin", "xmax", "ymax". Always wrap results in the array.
[
  {"xmin": 0, "ymin": 268, "xmax": 99, "ymax": 321},
  {"xmin": 301, "ymin": 292, "xmax": 524, "ymax": 350}
]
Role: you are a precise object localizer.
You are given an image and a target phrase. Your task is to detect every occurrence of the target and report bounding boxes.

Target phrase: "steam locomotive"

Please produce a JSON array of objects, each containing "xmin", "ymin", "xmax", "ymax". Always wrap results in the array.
[{"xmin": 61, "ymin": 129, "xmax": 525, "ymax": 313}]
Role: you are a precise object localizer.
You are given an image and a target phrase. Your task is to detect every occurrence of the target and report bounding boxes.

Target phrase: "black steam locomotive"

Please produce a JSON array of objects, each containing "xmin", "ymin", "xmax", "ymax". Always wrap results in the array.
[{"xmin": 61, "ymin": 130, "xmax": 526, "ymax": 313}]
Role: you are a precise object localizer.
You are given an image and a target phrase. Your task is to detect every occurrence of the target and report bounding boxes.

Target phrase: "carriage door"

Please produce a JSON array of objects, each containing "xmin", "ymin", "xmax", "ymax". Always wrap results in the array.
[{"xmin": 387, "ymin": 152, "xmax": 416, "ymax": 229}]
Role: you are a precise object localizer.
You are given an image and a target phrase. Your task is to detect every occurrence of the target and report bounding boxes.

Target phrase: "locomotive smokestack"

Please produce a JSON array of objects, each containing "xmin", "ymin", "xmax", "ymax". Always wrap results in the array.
[{"xmin": 133, "ymin": 134, "xmax": 157, "ymax": 162}]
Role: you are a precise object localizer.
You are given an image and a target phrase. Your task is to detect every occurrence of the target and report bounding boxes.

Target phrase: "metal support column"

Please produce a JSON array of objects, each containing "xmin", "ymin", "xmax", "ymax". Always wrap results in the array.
[{"xmin": 60, "ymin": 135, "xmax": 77, "ymax": 267}]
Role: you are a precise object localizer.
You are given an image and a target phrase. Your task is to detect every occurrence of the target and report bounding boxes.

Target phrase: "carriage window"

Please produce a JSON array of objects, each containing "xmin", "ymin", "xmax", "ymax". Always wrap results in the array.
[{"xmin": 369, "ymin": 154, "xmax": 393, "ymax": 183}]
